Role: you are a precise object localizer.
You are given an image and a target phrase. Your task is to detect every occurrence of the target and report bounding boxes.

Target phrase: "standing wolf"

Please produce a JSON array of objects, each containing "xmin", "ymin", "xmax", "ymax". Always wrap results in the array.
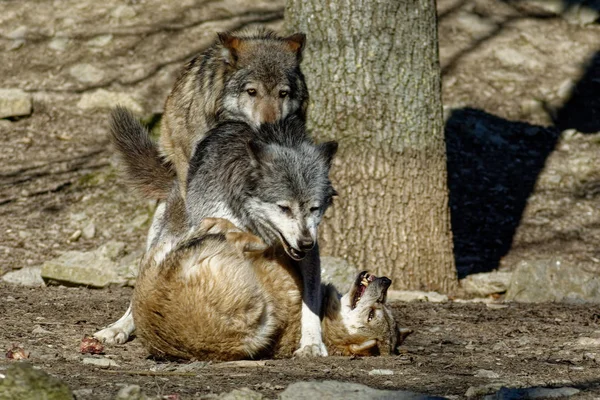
[
  {"xmin": 161, "ymin": 28, "xmax": 308, "ymax": 197},
  {"xmin": 96, "ymin": 108, "xmax": 336, "ymax": 357}
]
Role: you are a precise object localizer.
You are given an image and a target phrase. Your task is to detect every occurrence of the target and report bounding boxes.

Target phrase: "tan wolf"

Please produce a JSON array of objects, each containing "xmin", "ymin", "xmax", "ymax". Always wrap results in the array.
[
  {"xmin": 133, "ymin": 217, "xmax": 403, "ymax": 360},
  {"xmin": 161, "ymin": 28, "xmax": 308, "ymax": 197}
]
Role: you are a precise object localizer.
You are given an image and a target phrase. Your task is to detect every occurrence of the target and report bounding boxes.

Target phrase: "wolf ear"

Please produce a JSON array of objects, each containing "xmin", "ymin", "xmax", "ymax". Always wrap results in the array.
[
  {"xmin": 283, "ymin": 33, "xmax": 306, "ymax": 56},
  {"xmin": 247, "ymin": 139, "xmax": 267, "ymax": 167},
  {"xmin": 349, "ymin": 339, "xmax": 378, "ymax": 355},
  {"xmin": 218, "ymin": 32, "xmax": 241, "ymax": 65},
  {"xmin": 226, "ymin": 232, "xmax": 268, "ymax": 256},
  {"xmin": 318, "ymin": 141, "xmax": 338, "ymax": 167}
]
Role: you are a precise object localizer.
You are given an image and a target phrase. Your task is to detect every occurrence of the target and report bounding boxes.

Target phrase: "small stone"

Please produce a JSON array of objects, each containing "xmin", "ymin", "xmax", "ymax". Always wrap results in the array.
[
  {"xmin": 215, "ymin": 388, "xmax": 263, "ymax": 400},
  {"xmin": 82, "ymin": 357, "xmax": 119, "ymax": 368},
  {"xmin": 461, "ymin": 271, "xmax": 512, "ymax": 296},
  {"xmin": 280, "ymin": 380, "xmax": 437, "ymax": 400},
  {"xmin": 576, "ymin": 337, "xmax": 600, "ymax": 347},
  {"xmin": 562, "ymin": 4, "xmax": 599, "ymax": 25},
  {"xmin": 18, "ymin": 231, "xmax": 31, "ymax": 239},
  {"xmin": 2, "ymin": 266, "xmax": 44, "ymax": 287},
  {"xmin": 73, "ymin": 388, "xmax": 93, "ymax": 398},
  {"xmin": 77, "ymin": 89, "xmax": 143, "ymax": 114},
  {"xmin": 41, "ymin": 250, "xmax": 118, "ymax": 288},
  {"xmin": 112, "ymin": 5, "xmax": 137, "ymax": 19},
  {"xmin": 474, "ymin": 369, "xmax": 500, "ymax": 379},
  {"xmin": 49, "ymin": 37, "xmax": 70, "ymax": 52},
  {"xmin": 387, "ymin": 290, "xmax": 448, "ymax": 303},
  {"xmin": 557, "ymin": 78, "xmax": 576, "ymax": 101},
  {"xmin": 6, "ymin": 26, "xmax": 27, "ymax": 40},
  {"xmin": 86, "ymin": 34, "xmax": 113, "ymax": 47},
  {"xmin": 214, "ymin": 360, "xmax": 267, "ymax": 368},
  {"xmin": 368, "ymin": 369, "xmax": 394, "ymax": 376},
  {"xmin": 69, "ymin": 230, "xmax": 82, "ymax": 242},
  {"xmin": 115, "ymin": 384, "xmax": 148, "ymax": 400},
  {"xmin": 100, "ymin": 241, "xmax": 126, "ymax": 260},
  {"xmin": 82, "ymin": 222, "xmax": 96, "ymax": 239},
  {"xmin": 69, "ymin": 64, "xmax": 105, "ymax": 84},
  {"xmin": 466, "ymin": 383, "xmax": 504, "ymax": 398},
  {"xmin": 32, "ymin": 325, "xmax": 52, "ymax": 335},
  {"xmin": 0, "ymin": 88, "xmax": 32, "ymax": 119}
]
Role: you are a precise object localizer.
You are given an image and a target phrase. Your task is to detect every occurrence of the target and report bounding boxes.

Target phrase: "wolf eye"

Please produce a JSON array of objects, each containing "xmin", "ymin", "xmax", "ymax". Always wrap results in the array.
[
  {"xmin": 246, "ymin": 88, "xmax": 257, "ymax": 96},
  {"xmin": 279, "ymin": 90, "xmax": 288, "ymax": 98},
  {"xmin": 278, "ymin": 205, "xmax": 292, "ymax": 214},
  {"xmin": 368, "ymin": 309, "xmax": 375, "ymax": 322}
]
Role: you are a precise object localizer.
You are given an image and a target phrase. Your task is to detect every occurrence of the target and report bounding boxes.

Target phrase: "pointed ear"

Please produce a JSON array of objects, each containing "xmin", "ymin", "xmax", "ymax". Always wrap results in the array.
[
  {"xmin": 199, "ymin": 218, "xmax": 241, "ymax": 235},
  {"xmin": 397, "ymin": 327, "xmax": 413, "ymax": 347},
  {"xmin": 349, "ymin": 339, "xmax": 378, "ymax": 355},
  {"xmin": 226, "ymin": 232, "xmax": 268, "ymax": 256},
  {"xmin": 283, "ymin": 33, "xmax": 306, "ymax": 56},
  {"xmin": 217, "ymin": 32, "xmax": 241, "ymax": 65},
  {"xmin": 247, "ymin": 139, "xmax": 266, "ymax": 168},
  {"xmin": 318, "ymin": 141, "xmax": 338, "ymax": 166}
]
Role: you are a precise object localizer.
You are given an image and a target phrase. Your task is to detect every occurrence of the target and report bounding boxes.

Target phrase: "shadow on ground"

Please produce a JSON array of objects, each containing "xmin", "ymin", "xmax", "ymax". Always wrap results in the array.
[{"xmin": 447, "ymin": 50, "xmax": 600, "ymax": 278}]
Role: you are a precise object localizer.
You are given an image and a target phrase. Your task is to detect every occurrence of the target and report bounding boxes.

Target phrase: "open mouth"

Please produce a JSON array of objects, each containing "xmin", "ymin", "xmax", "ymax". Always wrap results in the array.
[
  {"xmin": 351, "ymin": 271, "xmax": 375, "ymax": 309},
  {"xmin": 278, "ymin": 233, "xmax": 306, "ymax": 261}
]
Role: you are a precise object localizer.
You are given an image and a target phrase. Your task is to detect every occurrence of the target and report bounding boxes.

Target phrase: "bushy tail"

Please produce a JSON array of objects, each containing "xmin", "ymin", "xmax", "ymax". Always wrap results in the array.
[{"xmin": 109, "ymin": 106, "xmax": 174, "ymax": 200}]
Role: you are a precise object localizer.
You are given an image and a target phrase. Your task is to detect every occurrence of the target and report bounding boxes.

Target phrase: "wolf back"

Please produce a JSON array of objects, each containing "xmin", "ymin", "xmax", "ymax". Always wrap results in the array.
[{"xmin": 161, "ymin": 28, "xmax": 309, "ymax": 195}]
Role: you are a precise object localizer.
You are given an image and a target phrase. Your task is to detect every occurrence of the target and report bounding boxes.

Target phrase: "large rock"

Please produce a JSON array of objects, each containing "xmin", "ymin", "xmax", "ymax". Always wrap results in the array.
[
  {"xmin": 69, "ymin": 64, "xmax": 105, "ymax": 84},
  {"xmin": 279, "ymin": 381, "xmax": 445, "ymax": 400},
  {"xmin": 388, "ymin": 290, "xmax": 448, "ymax": 303},
  {"xmin": 0, "ymin": 363, "xmax": 74, "ymax": 400},
  {"xmin": 505, "ymin": 259, "xmax": 600, "ymax": 303},
  {"xmin": 40, "ymin": 241, "xmax": 138, "ymax": 288},
  {"xmin": 0, "ymin": 88, "xmax": 32, "ymax": 119},
  {"xmin": 2, "ymin": 266, "xmax": 45, "ymax": 287},
  {"xmin": 320, "ymin": 256, "xmax": 359, "ymax": 292},
  {"xmin": 77, "ymin": 89, "xmax": 143, "ymax": 113},
  {"xmin": 483, "ymin": 386, "xmax": 580, "ymax": 400},
  {"xmin": 460, "ymin": 271, "xmax": 512, "ymax": 297}
]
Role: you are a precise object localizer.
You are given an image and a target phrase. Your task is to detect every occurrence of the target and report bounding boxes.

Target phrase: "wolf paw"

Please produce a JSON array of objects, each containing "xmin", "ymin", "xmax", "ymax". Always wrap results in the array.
[
  {"xmin": 293, "ymin": 343, "xmax": 328, "ymax": 358},
  {"xmin": 93, "ymin": 327, "xmax": 130, "ymax": 345}
]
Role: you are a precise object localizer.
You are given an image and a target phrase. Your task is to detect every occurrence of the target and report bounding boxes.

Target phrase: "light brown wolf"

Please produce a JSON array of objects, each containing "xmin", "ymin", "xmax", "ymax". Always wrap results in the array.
[
  {"xmin": 161, "ymin": 28, "xmax": 308, "ymax": 196},
  {"xmin": 132, "ymin": 218, "xmax": 402, "ymax": 360}
]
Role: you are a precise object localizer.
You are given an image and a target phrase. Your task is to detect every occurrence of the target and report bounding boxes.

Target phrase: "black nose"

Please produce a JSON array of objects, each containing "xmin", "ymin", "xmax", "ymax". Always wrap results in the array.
[
  {"xmin": 298, "ymin": 238, "xmax": 315, "ymax": 252},
  {"xmin": 380, "ymin": 277, "xmax": 392, "ymax": 289}
]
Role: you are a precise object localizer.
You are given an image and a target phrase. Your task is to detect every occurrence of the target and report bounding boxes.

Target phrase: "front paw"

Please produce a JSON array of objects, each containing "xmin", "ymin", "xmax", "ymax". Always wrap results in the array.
[
  {"xmin": 293, "ymin": 343, "xmax": 328, "ymax": 358},
  {"xmin": 93, "ymin": 327, "xmax": 130, "ymax": 345}
]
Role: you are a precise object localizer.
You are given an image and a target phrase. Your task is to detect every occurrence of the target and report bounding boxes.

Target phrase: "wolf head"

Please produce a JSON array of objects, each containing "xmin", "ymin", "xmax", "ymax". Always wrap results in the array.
[
  {"xmin": 339, "ymin": 271, "xmax": 403, "ymax": 356},
  {"xmin": 244, "ymin": 122, "xmax": 337, "ymax": 261},
  {"xmin": 217, "ymin": 29, "xmax": 308, "ymax": 127}
]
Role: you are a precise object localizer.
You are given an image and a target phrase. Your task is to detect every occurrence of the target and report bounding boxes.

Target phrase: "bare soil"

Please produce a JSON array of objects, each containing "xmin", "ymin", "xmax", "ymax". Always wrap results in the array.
[{"xmin": 1, "ymin": 0, "xmax": 600, "ymax": 398}]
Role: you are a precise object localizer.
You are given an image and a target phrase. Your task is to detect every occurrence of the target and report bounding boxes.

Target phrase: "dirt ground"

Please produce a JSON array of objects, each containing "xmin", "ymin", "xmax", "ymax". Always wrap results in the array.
[{"xmin": 2, "ymin": 0, "xmax": 600, "ymax": 398}]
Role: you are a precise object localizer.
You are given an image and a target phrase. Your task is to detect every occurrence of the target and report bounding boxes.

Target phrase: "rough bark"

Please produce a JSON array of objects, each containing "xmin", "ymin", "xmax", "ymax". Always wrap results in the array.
[{"xmin": 285, "ymin": 0, "xmax": 457, "ymax": 292}]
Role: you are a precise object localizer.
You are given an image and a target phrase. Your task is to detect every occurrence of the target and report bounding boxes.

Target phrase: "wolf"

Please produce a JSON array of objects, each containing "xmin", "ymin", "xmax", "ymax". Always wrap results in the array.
[
  {"xmin": 95, "ymin": 107, "xmax": 336, "ymax": 357},
  {"xmin": 133, "ymin": 217, "xmax": 403, "ymax": 360},
  {"xmin": 161, "ymin": 28, "xmax": 309, "ymax": 197}
]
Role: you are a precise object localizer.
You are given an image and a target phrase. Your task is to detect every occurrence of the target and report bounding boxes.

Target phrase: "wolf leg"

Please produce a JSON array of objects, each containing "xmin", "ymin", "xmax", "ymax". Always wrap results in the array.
[
  {"xmin": 93, "ymin": 303, "xmax": 135, "ymax": 344},
  {"xmin": 294, "ymin": 244, "xmax": 328, "ymax": 357}
]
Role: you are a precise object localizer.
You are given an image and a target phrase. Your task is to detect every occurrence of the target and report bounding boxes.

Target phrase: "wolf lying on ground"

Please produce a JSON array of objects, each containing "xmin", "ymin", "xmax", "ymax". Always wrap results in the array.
[
  {"xmin": 161, "ymin": 28, "xmax": 309, "ymax": 197},
  {"xmin": 133, "ymin": 217, "xmax": 401, "ymax": 360},
  {"xmin": 95, "ymin": 108, "xmax": 335, "ymax": 356}
]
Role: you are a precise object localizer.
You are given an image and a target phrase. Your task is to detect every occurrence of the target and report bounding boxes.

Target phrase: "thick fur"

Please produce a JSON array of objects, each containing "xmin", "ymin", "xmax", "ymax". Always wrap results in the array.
[
  {"xmin": 133, "ymin": 218, "xmax": 401, "ymax": 360},
  {"xmin": 161, "ymin": 27, "xmax": 309, "ymax": 196}
]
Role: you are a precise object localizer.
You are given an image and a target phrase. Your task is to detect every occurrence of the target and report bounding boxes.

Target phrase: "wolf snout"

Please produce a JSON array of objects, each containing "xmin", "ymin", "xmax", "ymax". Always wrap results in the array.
[{"xmin": 380, "ymin": 277, "xmax": 392, "ymax": 289}]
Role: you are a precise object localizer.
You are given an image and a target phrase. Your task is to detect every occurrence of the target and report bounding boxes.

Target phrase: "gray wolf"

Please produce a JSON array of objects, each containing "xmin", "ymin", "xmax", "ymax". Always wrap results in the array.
[
  {"xmin": 160, "ymin": 27, "xmax": 309, "ymax": 196},
  {"xmin": 133, "ymin": 217, "xmax": 402, "ymax": 360},
  {"xmin": 95, "ymin": 108, "xmax": 336, "ymax": 357}
]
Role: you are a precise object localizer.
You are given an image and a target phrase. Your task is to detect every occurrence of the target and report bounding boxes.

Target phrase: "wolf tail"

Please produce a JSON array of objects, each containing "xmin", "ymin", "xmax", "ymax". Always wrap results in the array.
[{"xmin": 109, "ymin": 106, "xmax": 174, "ymax": 200}]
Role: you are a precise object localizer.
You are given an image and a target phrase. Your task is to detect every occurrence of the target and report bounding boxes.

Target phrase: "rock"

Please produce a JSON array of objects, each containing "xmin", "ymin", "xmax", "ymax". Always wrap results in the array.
[
  {"xmin": 320, "ymin": 256, "xmax": 359, "ymax": 291},
  {"xmin": 557, "ymin": 78, "xmax": 576, "ymax": 101},
  {"xmin": 562, "ymin": 4, "xmax": 599, "ymax": 25},
  {"xmin": 474, "ymin": 369, "xmax": 500, "ymax": 379},
  {"xmin": 215, "ymin": 388, "xmax": 264, "ymax": 400},
  {"xmin": 77, "ymin": 89, "xmax": 143, "ymax": 114},
  {"xmin": 0, "ymin": 362, "xmax": 74, "ymax": 400},
  {"xmin": 69, "ymin": 230, "xmax": 82, "ymax": 242},
  {"xmin": 455, "ymin": 12, "xmax": 496, "ymax": 38},
  {"xmin": 86, "ymin": 34, "xmax": 113, "ymax": 48},
  {"xmin": 32, "ymin": 325, "xmax": 52, "ymax": 335},
  {"xmin": 526, "ymin": 0, "xmax": 565, "ymax": 14},
  {"xmin": 213, "ymin": 360, "xmax": 267, "ymax": 368},
  {"xmin": 368, "ymin": 369, "xmax": 394, "ymax": 376},
  {"xmin": 279, "ymin": 381, "xmax": 444, "ymax": 400},
  {"xmin": 81, "ymin": 357, "xmax": 119, "ymax": 368},
  {"xmin": 483, "ymin": 386, "xmax": 580, "ymax": 400},
  {"xmin": 388, "ymin": 290, "xmax": 448, "ymax": 303},
  {"xmin": 41, "ymin": 249, "xmax": 119, "ymax": 288},
  {"xmin": 115, "ymin": 384, "xmax": 149, "ymax": 400},
  {"xmin": 82, "ymin": 222, "xmax": 96, "ymax": 239},
  {"xmin": 505, "ymin": 259, "xmax": 600, "ymax": 303},
  {"xmin": 0, "ymin": 89, "xmax": 32, "ymax": 119},
  {"xmin": 6, "ymin": 26, "xmax": 28, "ymax": 40},
  {"xmin": 48, "ymin": 37, "xmax": 70, "ymax": 52},
  {"xmin": 130, "ymin": 213, "xmax": 150, "ymax": 229},
  {"xmin": 466, "ymin": 383, "xmax": 504, "ymax": 398},
  {"xmin": 575, "ymin": 337, "xmax": 600, "ymax": 347},
  {"xmin": 493, "ymin": 48, "xmax": 541, "ymax": 70},
  {"xmin": 112, "ymin": 5, "xmax": 137, "ymax": 19},
  {"xmin": 69, "ymin": 64, "xmax": 105, "ymax": 84},
  {"xmin": 2, "ymin": 267, "xmax": 44, "ymax": 287},
  {"xmin": 72, "ymin": 388, "xmax": 93, "ymax": 398},
  {"xmin": 100, "ymin": 241, "xmax": 126, "ymax": 261},
  {"xmin": 460, "ymin": 271, "xmax": 512, "ymax": 296}
]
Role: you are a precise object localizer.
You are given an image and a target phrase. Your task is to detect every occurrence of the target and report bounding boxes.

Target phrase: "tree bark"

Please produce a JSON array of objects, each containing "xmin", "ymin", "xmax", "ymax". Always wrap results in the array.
[{"xmin": 285, "ymin": 0, "xmax": 457, "ymax": 292}]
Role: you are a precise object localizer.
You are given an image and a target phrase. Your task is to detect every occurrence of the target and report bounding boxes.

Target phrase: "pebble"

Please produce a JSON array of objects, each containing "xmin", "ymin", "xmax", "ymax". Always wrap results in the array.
[
  {"xmin": 474, "ymin": 369, "xmax": 500, "ymax": 379},
  {"xmin": 2, "ymin": 266, "xmax": 45, "ymax": 287},
  {"xmin": 32, "ymin": 325, "xmax": 52, "ymax": 335},
  {"xmin": 368, "ymin": 369, "xmax": 394, "ymax": 376},
  {"xmin": 49, "ymin": 37, "xmax": 70, "ymax": 52},
  {"xmin": 387, "ymin": 290, "xmax": 448, "ymax": 303},
  {"xmin": 0, "ymin": 88, "xmax": 33, "ymax": 119},
  {"xmin": 69, "ymin": 230, "xmax": 82, "ymax": 242},
  {"xmin": 69, "ymin": 64, "xmax": 105, "ymax": 84},
  {"xmin": 82, "ymin": 357, "xmax": 119, "ymax": 368},
  {"xmin": 576, "ymin": 337, "xmax": 600, "ymax": 347},
  {"xmin": 82, "ymin": 222, "xmax": 96, "ymax": 239},
  {"xmin": 77, "ymin": 89, "xmax": 143, "ymax": 114},
  {"xmin": 86, "ymin": 34, "xmax": 113, "ymax": 48}
]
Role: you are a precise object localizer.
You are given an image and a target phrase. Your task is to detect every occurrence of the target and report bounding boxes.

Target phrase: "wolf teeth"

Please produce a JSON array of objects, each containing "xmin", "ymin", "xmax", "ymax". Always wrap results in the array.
[{"xmin": 361, "ymin": 278, "xmax": 369, "ymax": 286}]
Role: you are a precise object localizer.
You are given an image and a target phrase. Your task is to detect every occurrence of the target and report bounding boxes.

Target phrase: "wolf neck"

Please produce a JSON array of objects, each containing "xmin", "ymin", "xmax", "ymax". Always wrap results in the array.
[{"xmin": 320, "ymin": 284, "xmax": 354, "ymax": 355}]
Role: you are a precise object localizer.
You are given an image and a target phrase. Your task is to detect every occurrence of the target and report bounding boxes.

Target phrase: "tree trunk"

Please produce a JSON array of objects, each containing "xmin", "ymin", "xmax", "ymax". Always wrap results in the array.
[{"xmin": 285, "ymin": 0, "xmax": 457, "ymax": 292}]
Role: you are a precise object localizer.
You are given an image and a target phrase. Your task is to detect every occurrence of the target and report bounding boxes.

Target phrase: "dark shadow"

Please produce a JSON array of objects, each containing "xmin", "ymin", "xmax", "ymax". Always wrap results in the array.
[
  {"xmin": 447, "ymin": 50, "xmax": 600, "ymax": 278},
  {"xmin": 503, "ymin": 0, "xmax": 600, "ymax": 12}
]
